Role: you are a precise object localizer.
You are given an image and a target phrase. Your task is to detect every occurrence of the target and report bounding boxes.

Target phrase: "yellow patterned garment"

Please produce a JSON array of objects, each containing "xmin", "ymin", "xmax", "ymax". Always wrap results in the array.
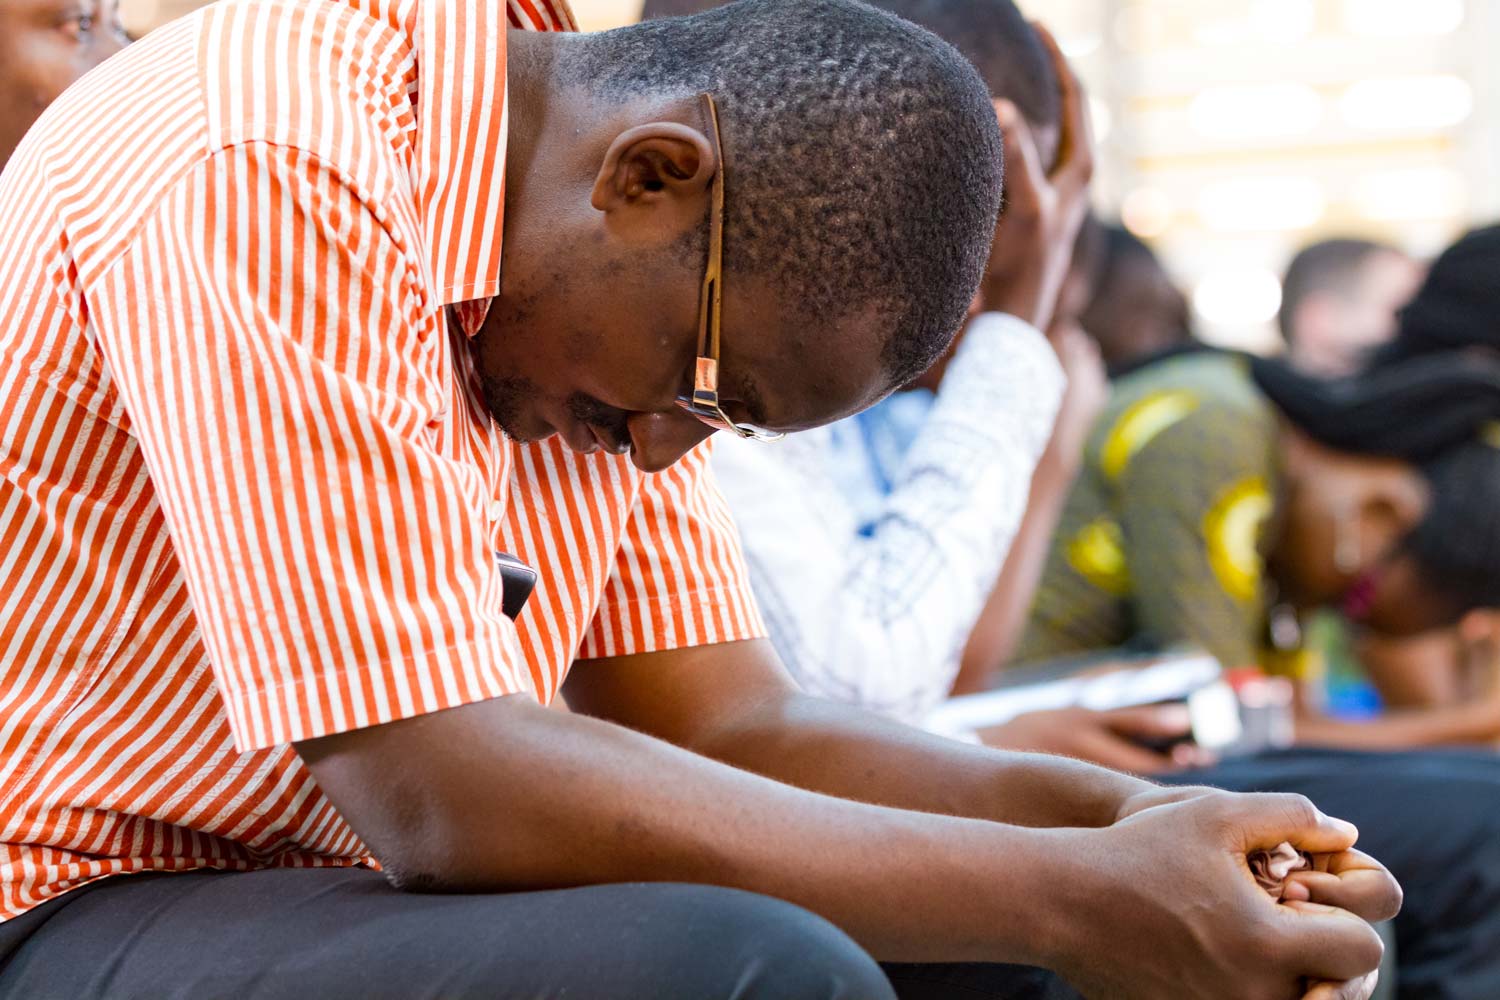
[{"xmin": 1020, "ymin": 353, "xmax": 1283, "ymax": 669}]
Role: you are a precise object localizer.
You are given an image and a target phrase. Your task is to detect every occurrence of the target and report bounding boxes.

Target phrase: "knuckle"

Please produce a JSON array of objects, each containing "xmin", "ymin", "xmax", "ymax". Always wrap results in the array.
[{"xmin": 1269, "ymin": 792, "xmax": 1319, "ymax": 830}]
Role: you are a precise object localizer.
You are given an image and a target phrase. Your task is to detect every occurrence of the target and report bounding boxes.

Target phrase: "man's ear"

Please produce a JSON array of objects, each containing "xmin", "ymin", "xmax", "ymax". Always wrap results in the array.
[{"xmin": 590, "ymin": 120, "xmax": 715, "ymax": 242}]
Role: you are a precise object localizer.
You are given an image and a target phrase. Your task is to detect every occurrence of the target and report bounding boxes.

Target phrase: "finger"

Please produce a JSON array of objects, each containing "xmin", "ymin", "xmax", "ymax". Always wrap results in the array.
[
  {"xmin": 1031, "ymin": 22, "xmax": 1094, "ymax": 187},
  {"xmin": 1218, "ymin": 792, "xmax": 1360, "ymax": 854},
  {"xmin": 1273, "ymin": 901, "xmax": 1386, "ymax": 982},
  {"xmin": 1284, "ymin": 851, "xmax": 1402, "ymax": 922},
  {"xmin": 1075, "ymin": 727, "xmax": 1178, "ymax": 775},
  {"xmin": 1285, "ymin": 870, "xmax": 1401, "ymax": 922},
  {"xmin": 1169, "ymin": 741, "xmax": 1219, "ymax": 769},
  {"xmin": 994, "ymin": 99, "xmax": 1045, "ymax": 212},
  {"xmin": 1099, "ymin": 703, "xmax": 1192, "ymax": 740},
  {"xmin": 1303, "ymin": 971, "xmax": 1379, "ymax": 1000},
  {"xmin": 1316, "ymin": 848, "xmax": 1387, "ymax": 877}
]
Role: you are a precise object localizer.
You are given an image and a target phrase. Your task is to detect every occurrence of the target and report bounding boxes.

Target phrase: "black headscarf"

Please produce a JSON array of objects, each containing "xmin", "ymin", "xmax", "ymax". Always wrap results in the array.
[
  {"xmin": 1248, "ymin": 240, "xmax": 1500, "ymax": 614},
  {"xmin": 1376, "ymin": 224, "xmax": 1500, "ymax": 365}
]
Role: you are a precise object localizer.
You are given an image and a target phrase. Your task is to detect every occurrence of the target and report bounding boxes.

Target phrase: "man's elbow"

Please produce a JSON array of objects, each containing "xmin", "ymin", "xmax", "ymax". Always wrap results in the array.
[
  {"xmin": 359, "ymin": 796, "xmax": 485, "ymax": 894},
  {"xmin": 380, "ymin": 858, "xmax": 456, "ymax": 894}
]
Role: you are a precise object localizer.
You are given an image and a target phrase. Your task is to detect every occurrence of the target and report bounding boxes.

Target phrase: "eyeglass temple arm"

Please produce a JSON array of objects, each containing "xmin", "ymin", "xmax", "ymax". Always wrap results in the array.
[{"xmin": 695, "ymin": 93, "xmax": 725, "ymax": 393}]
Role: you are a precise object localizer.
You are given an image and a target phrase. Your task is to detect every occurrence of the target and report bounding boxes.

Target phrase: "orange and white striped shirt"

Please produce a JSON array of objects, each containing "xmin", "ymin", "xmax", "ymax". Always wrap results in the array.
[{"xmin": 0, "ymin": 0, "xmax": 762, "ymax": 922}]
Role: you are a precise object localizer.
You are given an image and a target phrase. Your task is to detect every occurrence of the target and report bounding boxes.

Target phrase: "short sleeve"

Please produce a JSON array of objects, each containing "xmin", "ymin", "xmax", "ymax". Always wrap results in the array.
[
  {"xmin": 577, "ymin": 439, "xmax": 766, "ymax": 659},
  {"xmin": 1113, "ymin": 400, "xmax": 1278, "ymax": 669},
  {"xmin": 92, "ymin": 143, "xmax": 529, "ymax": 752}
]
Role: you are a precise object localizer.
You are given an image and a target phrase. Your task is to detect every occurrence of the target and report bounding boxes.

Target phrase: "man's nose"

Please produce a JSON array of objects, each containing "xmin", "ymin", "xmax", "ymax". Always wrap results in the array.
[{"xmin": 626, "ymin": 410, "xmax": 716, "ymax": 473}]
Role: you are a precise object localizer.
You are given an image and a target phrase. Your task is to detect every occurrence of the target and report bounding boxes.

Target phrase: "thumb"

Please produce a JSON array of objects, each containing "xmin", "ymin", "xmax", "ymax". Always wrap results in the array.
[
  {"xmin": 1219, "ymin": 793, "xmax": 1360, "ymax": 855},
  {"xmin": 1303, "ymin": 971, "xmax": 1380, "ymax": 1000}
]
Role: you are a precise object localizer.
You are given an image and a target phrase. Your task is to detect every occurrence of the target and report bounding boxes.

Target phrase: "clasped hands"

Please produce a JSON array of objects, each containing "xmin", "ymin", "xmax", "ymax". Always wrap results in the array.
[{"xmin": 1075, "ymin": 785, "xmax": 1401, "ymax": 1000}]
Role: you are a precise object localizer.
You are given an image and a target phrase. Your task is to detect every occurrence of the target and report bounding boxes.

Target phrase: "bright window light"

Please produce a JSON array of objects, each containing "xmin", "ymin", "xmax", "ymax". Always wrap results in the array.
[
  {"xmin": 1251, "ymin": 0, "xmax": 1317, "ymax": 37},
  {"xmin": 1340, "ymin": 75, "xmax": 1473, "ymax": 130},
  {"xmin": 1122, "ymin": 188, "xmax": 1174, "ymax": 239},
  {"xmin": 1350, "ymin": 167, "xmax": 1466, "ymax": 221},
  {"xmin": 1342, "ymin": 0, "xmax": 1464, "ymax": 36},
  {"xmin": 1089, "ymin": 96, "xmax": 1113, "ymax": 143},
  {"xmin": 1193, "ymin": 269, "xmax": 1284, "ymax": 326},
  {"xmin": 1196, "ymin": 177, "xmax": 1326, "ymax": 232},
  {"xmin": 1193, "ymin": 0, "xmax": 1315, "ymax": 44},
  {"xmin": 1190, "ymin": 83, "xmax": 1322, "ymax": 141},
  {"xmin": 1059, "ymin": 33, "xmax": 1102, "ymax": 59}
]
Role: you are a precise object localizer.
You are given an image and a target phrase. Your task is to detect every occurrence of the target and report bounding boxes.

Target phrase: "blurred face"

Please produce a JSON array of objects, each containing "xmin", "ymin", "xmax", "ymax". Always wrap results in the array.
[
  {"xmin": 0, "ymin": 0, "xmax": 127, "ymax": 171},
  {"xmin": 1352, "ymin": 552, "xmax": 1466, "ymax": 637},
  {"xmin": 1080, "ymin": 256, "xmax": 1189, "ymax": 370},
  {"xmin": 1270, "ymin": 435, "xmax": 1439, "ymax": 634},
  {"xmin": 1290, "ymin": 250, "xmax": 1425, "ymax": 376}
]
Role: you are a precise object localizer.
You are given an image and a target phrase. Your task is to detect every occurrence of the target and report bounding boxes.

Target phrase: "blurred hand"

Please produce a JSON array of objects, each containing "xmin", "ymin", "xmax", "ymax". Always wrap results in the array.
[
  {"xmin": 906, "ymin": 24, "xmax": 1094, "ymax": 394},
  {"xmin": 979, "ymin": 704, "xmax": 1216, "ymax": 774},
  {"xmin": 979, "ymin": 23, "xmax": 1095, "ymax": 331},
  {"xmin": 1458, "ymin": 608, "xmax": 1500, "ymax": 708},
  {"xmin": 1044, "ymin": 790, "xmax": 1396, "ymax": 999},
  {"xmin": 1046, "ymin": 323, "xmax": 1108, "ymax": 472}
]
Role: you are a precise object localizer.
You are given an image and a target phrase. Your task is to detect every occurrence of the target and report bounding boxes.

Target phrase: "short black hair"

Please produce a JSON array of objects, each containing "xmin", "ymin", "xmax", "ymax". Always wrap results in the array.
[
  {"xmin": 864, "ymin": 0, "xmax": 1060, "ymax": 163},
  {"xmin": 641, "ymin": 0, "xmax": 1061, "ymax": 162},
  {"xmin": 1278, "ymin": 238, "xmax": 1396, "ymax": 344},
  {"xmin": 638, "ymin": 0, "xmax": 718, "ymax": 16},
  {"xmin": 569, "ymin": 0, "xmax": 1005, "ymax": 389}
]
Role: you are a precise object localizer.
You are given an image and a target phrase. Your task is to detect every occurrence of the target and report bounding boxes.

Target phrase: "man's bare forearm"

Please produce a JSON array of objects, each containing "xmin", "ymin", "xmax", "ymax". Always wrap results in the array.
[
  {"xmin": 686, "ymin": 686, "xmax": 1154, "ymax": 828},
  {"xmin": 564, "ymin": 640, "xmax": 1155, "ymax": 829},
  {"xmin": 297, "ymin": 694, "xmax": 1074, "ymax": 965}
]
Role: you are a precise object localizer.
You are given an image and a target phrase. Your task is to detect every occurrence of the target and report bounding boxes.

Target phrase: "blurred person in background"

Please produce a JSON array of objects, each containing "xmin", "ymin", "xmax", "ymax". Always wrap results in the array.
[
  {"xmin": 1341, "ymin": 226, "xmax": 1500, "ymax": 726},
  {"xmin": 1076, "ymin": 219, "xmax": 1199, "ymax": 376},
  {"xmin": 710, "ymin": 0, "xmax": 1090, "ymax": 725},
  {"xmin": 1279, "ymin": 238, "xmax": 1425, "ymax": 378},
  {"xmin": 1015, "ymin": 312, "xmax": 1500, "ymax": 755},
  {"xmin": 0, "ymin": 0, "xmax": 126, "ymax": 171},
  {"xmin": 694, "ymin": 2, "xmax": 1500, "ymax": 995},
  {"xmin": 954, "ymin": 218, "xmax": 1195, "ymax": 684},
  {"xmin": 1371, "ymin": 225, "xmax": 1500, "ymax": 363}
]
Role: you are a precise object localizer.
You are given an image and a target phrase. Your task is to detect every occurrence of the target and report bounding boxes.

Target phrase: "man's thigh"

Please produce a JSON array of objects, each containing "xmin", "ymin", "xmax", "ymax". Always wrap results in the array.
[
  {"xmin": 882, "ymin": 961, "xmax": 1081, "ymax": 999},
  {"xmin": 0, "ymin": 868, "xmax": 895, "ymax": 1000}
]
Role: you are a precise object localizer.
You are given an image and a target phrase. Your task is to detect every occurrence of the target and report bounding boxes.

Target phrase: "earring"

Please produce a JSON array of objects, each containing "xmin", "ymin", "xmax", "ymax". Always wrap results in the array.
[{"xmin": 1334, "ymin": 508, "xmax": 1361, "ymax": 576}]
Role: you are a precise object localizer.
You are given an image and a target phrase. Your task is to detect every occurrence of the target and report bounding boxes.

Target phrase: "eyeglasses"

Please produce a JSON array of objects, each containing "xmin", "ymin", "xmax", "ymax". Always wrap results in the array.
[{"xmin": 673, "ymin": 93, "xmax": 784, "ymax": 442}]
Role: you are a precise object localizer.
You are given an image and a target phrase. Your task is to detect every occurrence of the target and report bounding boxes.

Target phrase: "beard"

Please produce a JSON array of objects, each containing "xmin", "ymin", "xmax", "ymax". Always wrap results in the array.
[{"xmin": 479, "ymin": 373, "xmax": 543, "ymax": 443}]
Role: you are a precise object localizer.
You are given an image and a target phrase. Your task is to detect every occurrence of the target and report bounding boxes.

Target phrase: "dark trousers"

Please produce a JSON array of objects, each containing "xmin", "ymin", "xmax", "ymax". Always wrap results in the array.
[
  {"xmin": 0, "ymin": 867, "xmax": 1075, "ymax": 999},
  {"xmin": 2, "ymin": 748, "xmax": 1492, "ymax": 1000},
  {"xmin": 1165, "ymin": 746, "xmax": 1500, "ymax": 1000}
]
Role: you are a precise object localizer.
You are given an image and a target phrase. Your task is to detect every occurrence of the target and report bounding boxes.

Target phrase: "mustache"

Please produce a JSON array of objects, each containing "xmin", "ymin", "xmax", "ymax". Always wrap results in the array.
[{"xmin": 567, "ymin": 393, "xmax": 630, "ymax": 447}]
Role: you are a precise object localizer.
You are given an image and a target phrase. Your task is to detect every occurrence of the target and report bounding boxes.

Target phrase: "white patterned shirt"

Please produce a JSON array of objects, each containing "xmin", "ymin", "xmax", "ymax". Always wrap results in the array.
[{"xmin": 714, "ymin": 313, "xmax": 1064, "ymax": 722}]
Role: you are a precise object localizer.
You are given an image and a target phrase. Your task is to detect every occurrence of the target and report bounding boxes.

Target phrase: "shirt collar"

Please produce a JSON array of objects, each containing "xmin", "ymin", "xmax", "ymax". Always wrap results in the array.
[{"xmin": 409, "ymin": 0, "xmax": 575, "ymax": 315}]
